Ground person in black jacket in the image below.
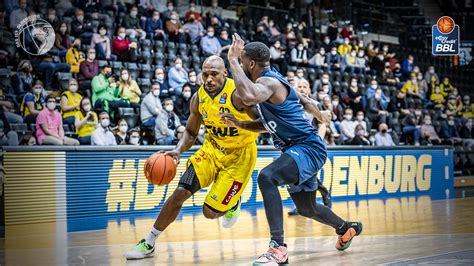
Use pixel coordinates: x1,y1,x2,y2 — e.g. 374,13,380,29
367,88,388,128
350,124,371,145
174,84,192,124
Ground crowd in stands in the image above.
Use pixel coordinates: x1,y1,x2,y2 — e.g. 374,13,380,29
0,0,472,149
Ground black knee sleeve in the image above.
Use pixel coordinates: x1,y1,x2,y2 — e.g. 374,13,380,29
178,164,201,194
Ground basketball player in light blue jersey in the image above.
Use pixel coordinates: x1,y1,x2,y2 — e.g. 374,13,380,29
223,34,363,265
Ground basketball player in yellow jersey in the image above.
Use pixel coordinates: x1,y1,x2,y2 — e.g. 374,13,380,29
125,56,259,260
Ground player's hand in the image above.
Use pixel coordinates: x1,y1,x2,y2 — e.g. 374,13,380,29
228,33,245,62
160,150,180,165
219,112,240,128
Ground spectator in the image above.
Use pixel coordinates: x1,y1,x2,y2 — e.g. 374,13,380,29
315,85,330,101
401,110,421,146
129,128,141,145
325,46,342,71
34,54,71,90
155,98,181,145
205,0,223,18
123,6,146,39
440,77,454,97
355,49,368,73
350,124,370,145
416,72,428,100
162,1,175,21
91,111,117,146
218,29,232,55
90,24,114,60
91,65,129,112
153,67,170,98
366,42,377,61
54,22,72,54
321,36,333,54
290,43,308,66
308,47,328,70
60,79,82,125
340,109,356,144
269,41,287,73
393,63,403,82
341,24,353,39
146,10,165,40
9,0,27,31
114,119,129,145
175,84,192,124
36,95,79,145
346,78,363,113
209,15,223,33
267,20,280,40
374,123,395,146
367,88,389,127
118,68,142,108
446,95,463,122
462,95,473,119
420,114,443,145
401,73,421,99
295,68,305,84
338,38,352,56
185,2,202,22
70,8,93,39
75,97,98,145
20,80,45,125
254,25,271,45
331,95,344,122
389,90,410,118
459,118,473,149
381,62,398,86
140,82,162,128
401,54,415,80
167,58,189,95
296,79,311,97
430,85,445,110
200,26,222,56
186,70,200,95
370,53,385,75
20,134,36,145
343,49,358,74
0,97,22,125
66,39,85,74
78,48,99,91
366,80,390,109
183,13,205,44
0,127,19,146
174,124,186,145
354,111,368,133
424,66,439,89
312,73,331,96
112,27,138,62
327,20,338,42
12,59,33,96
166,12,185,43
440,115,463,145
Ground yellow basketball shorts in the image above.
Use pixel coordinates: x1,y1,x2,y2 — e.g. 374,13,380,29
187,142,257,212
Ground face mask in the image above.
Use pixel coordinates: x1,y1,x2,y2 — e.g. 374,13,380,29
130,137,139,145
324,39,330,44
357,130,365,136
351,52,356,57
381,128,387,134
351,81,357,87
99,29,106,35
357,115,364,121
152,90,160,97
345,115,352,120
411,79,417,84
371,84,377,89
47,102,56,111
297,46,304,51
69,85,78,92
156,74,164,81
332,101,339,107
345,40,350,45
320,51,325,55
198,128,206,135
453,91,458,96
450,100,456,104
415,111,422,116
165,105,173,112
212,3,218,7
322,78,329,84
60,27,67,33
331,50,337,55
175,64,182,69
130,11,138,17
118,33,126,39
121,74,129,81
297,73,304,78
467,122,472,128
77,15,84,22
383,47,388,52
101,119,110,128
83,104,91,112
183,91,191,99
375,94,382,99
207,32,214,37
153,15,160,20
189,76,197,82
34,88,42,95
119,126,128,133
429,69,434,74
358,52,364,57
425,120,431,125
168,5,173,11
448,120,455,126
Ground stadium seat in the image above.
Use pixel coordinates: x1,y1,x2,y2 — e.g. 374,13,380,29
97,60,109,68
139,64,153,79
137,78,151,90
141,50,153,65
332,71,342,82
140,39,152,52
125,63,139,80
112,61,123,76
167,42,178,54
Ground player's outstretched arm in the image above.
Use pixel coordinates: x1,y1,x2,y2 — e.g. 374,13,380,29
166,94,202,159
227,34,273,106
220,112,267,133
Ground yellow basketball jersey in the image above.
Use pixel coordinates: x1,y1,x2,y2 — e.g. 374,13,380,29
197,78,258,149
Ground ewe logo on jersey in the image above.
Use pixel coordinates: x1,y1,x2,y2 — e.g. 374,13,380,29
432,16,460,56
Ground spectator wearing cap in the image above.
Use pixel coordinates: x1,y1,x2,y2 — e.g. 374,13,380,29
141,82,162,128
374,123,395,146
91,111,117,146
201,26,222,56
36,95,79,145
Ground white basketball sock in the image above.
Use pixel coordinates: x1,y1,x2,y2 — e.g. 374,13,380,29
145,227,162,247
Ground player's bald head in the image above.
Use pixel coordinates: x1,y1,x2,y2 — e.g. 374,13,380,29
202,55,225,71
202,55,227,92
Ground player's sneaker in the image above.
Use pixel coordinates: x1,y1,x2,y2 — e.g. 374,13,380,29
287,208,298,216
124,239,155,260
253,240,289,265
335,222,363,251
221,198,241,228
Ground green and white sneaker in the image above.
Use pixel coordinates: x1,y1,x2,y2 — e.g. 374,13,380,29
124,239,155,260
221,198,241,228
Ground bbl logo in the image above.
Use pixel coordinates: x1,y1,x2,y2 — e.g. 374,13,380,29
432,16,459,56
14,15,55,56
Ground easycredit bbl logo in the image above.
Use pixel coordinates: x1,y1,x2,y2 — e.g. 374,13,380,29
432,16,459,56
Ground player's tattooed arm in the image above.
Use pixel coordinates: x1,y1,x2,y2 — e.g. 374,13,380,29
219,113,267,133
298,92,330,125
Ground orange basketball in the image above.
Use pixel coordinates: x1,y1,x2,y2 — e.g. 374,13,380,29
437,16,455,34
144,153,177,185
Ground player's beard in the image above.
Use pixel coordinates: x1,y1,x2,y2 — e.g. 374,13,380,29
243,67,253,80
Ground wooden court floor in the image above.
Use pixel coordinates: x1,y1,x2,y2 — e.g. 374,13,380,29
1,197,474,265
